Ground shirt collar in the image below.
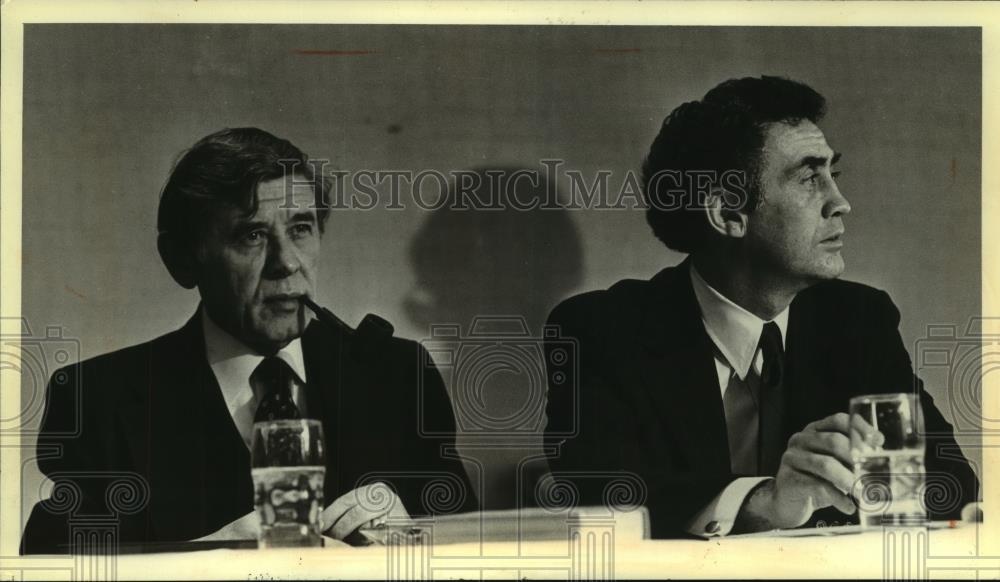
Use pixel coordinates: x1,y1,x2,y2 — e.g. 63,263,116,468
200,305,308,409
688,263,789,381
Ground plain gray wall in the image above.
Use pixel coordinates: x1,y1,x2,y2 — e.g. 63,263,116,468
18,25,981,525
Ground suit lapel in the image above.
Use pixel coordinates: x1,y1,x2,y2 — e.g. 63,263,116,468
117,311,252,540
636,260,731,474
784,291,845,436
632,263,850,474
301,318,345,498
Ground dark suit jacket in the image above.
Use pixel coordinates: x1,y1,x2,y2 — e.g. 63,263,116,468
543,259,979,538
22,311,475,554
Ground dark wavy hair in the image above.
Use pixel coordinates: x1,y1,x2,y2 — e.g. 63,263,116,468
157,127,331,253
641,76,827,254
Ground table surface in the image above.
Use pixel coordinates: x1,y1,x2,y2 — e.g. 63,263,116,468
12,523,984,580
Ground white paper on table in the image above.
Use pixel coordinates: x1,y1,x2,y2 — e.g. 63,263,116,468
726,520,961,539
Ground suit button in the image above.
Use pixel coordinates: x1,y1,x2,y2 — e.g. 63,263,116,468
705,521,721,534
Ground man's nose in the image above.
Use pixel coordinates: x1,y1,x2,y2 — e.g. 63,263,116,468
823,179,851,218
264,236,301,278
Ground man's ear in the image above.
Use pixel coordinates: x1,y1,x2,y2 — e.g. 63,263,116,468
157,233,199,289
703,186,749,240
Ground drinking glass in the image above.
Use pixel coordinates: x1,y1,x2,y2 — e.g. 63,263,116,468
251,419,326,548
849,393,926,528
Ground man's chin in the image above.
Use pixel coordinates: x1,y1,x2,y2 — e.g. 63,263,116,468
824,254,846,279
249,317,307,353
804,257,846,284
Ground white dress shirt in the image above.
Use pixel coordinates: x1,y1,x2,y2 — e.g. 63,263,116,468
684,264,789,537
201,307,309,449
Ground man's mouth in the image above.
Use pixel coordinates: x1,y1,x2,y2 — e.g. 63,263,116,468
820,232,844,246
263,293,305,311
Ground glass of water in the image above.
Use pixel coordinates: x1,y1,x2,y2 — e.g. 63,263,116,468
849,393,926,528
251,419,326,548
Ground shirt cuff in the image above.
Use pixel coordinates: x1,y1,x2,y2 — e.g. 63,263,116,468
685,477,772,538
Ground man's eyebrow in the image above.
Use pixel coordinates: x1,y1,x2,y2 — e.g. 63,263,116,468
795,151,841,171
288,211,317,223
233,219,268,233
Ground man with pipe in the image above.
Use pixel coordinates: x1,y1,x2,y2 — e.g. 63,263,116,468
22,128,474,553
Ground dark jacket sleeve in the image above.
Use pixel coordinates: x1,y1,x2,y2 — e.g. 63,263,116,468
351,337,479,517
21,361,122,554
867,291,980,519
410,342,479,515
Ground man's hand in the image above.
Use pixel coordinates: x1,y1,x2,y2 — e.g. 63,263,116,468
195,510,260,542
195,482,410,543
737,412,884,531
321,482,411,540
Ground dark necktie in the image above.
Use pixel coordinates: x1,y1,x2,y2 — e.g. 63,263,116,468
758,321,785,475
251,356,301,423
722,371,760,476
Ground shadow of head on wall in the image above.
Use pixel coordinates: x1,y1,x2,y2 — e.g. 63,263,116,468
405,166,584,336
404,166,584,510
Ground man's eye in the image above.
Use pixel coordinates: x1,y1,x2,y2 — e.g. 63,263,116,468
290,223,314,238
831,170,842,180
242,230,266,245
803,174,820,186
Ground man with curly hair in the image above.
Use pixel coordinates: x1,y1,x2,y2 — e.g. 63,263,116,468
544,76,978,537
